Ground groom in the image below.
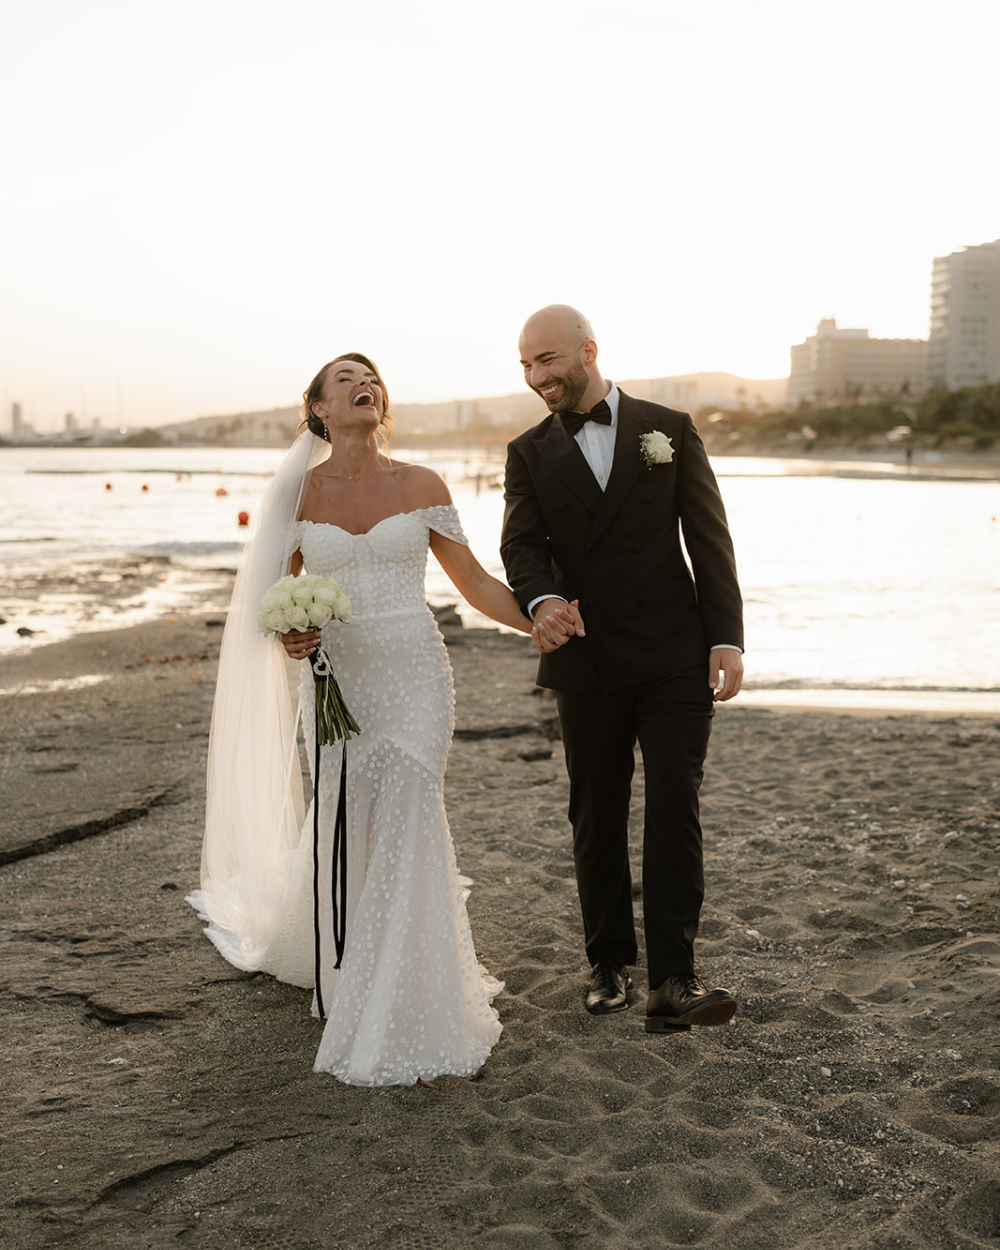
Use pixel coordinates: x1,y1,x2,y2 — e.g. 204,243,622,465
501,305,744,1032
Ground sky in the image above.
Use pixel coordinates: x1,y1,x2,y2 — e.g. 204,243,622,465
2,0,998,432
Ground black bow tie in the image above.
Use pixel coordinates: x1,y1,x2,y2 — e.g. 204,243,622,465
560,399,612,438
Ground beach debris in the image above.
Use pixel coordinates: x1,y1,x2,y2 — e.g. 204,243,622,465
820,1066,833,1077
16,626,36,637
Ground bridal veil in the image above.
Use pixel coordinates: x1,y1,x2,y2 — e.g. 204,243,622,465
191,430,329,966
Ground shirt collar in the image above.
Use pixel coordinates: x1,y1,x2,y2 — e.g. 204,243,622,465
604,382,620,424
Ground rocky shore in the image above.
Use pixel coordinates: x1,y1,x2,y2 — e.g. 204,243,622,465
2,610,999,1249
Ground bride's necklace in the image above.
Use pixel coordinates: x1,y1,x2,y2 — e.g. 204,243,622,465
329,455,389,482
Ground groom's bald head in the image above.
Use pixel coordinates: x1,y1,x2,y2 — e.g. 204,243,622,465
519,304,595,351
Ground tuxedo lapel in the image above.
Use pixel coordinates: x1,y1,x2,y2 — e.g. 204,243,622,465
589,398,645,547
534,421,604,514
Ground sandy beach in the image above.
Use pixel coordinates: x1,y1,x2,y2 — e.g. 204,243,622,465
2,593,999,1249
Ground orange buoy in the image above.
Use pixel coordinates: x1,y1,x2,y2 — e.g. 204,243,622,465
105,482,112,491
141,483,149,492
238,510,250,527
215,486,229,497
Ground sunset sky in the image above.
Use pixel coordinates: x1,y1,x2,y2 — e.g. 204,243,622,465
2,0,997,431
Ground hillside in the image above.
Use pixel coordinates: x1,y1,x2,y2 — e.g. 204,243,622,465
153,372,790,447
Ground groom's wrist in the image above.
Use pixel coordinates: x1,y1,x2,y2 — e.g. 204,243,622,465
528,594,568,619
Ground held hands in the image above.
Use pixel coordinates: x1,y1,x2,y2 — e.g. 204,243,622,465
279,628,321,661
709,647,744,701
531,598,585,655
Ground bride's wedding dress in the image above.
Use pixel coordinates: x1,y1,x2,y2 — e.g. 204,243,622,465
190,506,502,1086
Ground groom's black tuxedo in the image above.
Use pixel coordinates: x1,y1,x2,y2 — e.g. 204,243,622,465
501,390,743,987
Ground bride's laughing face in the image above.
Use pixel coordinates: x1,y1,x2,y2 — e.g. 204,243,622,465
313,361,384,432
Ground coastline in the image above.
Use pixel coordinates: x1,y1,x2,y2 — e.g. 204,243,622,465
2,610,999,1248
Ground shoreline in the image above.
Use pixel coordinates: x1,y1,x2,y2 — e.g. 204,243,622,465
5,610,998,717
3,566,997,716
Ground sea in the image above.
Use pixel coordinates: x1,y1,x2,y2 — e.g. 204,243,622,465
2,445,998,713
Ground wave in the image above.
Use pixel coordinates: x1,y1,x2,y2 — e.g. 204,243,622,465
131,540,246,567
747,677,1000,695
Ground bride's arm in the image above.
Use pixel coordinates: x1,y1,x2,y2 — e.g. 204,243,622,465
429,531,531,634
430,532,585,652
414,466,581,649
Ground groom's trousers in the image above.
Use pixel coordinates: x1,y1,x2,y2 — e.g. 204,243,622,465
555,664,715,990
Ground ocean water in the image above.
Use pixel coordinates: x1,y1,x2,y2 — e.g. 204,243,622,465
2,446,998,709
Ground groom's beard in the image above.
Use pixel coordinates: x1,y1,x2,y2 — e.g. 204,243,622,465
530,359,590,413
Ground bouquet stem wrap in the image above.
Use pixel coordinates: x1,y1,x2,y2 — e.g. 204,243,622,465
308,646,361,744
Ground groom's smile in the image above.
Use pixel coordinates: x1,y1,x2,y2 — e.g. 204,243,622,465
521,350,591,413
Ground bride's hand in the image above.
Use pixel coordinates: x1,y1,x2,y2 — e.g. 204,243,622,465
280,628,320,661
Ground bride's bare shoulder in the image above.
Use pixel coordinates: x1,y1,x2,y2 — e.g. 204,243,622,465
393,462,452,509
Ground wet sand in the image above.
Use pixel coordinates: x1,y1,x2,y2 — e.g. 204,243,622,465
2,606,999,1249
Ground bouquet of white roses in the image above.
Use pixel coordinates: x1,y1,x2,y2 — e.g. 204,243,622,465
257,574,359,743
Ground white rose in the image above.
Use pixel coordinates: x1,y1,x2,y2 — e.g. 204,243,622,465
312,586,339,606
640,431,674,466
290,584,313,605
307,603,334,628
285,604,310,630
261,607,288,634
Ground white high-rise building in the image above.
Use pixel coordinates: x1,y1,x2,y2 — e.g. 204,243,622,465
927,239,1000,390
789,319,926,405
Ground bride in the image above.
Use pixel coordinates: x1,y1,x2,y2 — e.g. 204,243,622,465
188,353,577,1087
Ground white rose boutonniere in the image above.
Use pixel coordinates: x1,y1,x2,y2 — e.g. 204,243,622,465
640,431,674,468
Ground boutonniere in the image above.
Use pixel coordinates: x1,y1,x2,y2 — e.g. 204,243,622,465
640,431,674,467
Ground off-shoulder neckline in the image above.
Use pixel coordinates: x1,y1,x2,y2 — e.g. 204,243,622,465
296,504,457,539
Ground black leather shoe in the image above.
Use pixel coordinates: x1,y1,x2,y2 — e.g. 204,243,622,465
645,974,736,1032
585,963,632,1014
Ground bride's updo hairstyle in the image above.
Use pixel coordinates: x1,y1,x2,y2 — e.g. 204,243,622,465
299,352,394,450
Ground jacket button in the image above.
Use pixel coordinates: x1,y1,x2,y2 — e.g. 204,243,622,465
632,544,642,554
557,502,568,512
636,594,647,604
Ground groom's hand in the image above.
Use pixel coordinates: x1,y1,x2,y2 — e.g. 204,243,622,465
532,598,585,654
709,647,743,701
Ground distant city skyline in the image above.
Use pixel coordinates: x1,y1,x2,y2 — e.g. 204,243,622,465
2,1,998,432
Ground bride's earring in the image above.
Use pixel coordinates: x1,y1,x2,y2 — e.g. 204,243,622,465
307,411,331,442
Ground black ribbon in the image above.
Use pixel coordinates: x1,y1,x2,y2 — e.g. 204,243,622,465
311,732,348,1020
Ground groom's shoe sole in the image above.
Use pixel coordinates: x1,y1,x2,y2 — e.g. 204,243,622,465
644,999,736,1032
